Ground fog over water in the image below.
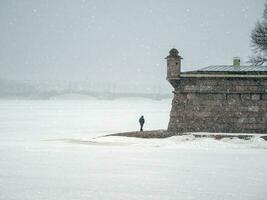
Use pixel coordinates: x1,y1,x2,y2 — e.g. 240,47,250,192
0,0,264,93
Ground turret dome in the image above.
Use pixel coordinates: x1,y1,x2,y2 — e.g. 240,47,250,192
169,48,179,57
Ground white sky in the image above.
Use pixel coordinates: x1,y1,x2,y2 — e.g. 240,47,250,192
0,0,265,88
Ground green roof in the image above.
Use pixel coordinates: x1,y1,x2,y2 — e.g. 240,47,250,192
195,65,267,72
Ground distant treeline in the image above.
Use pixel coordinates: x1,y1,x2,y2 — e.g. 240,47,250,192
0,79,171,100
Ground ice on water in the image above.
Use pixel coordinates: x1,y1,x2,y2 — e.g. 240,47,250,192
0,99,267,200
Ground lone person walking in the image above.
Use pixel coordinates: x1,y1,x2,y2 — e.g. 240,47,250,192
139,115,145,132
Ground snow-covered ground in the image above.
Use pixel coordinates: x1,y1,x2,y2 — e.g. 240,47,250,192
0,99,267,200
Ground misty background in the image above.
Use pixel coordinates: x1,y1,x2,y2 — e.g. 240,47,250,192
0,0,265,98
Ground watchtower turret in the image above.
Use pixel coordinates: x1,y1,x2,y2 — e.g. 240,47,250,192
165,48,182,88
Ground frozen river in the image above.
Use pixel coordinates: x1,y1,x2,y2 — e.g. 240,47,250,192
0,98,267,200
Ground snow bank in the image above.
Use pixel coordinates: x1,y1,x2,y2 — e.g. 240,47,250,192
64,134,267,149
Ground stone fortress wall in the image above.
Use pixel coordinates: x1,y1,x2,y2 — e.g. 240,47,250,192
168,77,267,133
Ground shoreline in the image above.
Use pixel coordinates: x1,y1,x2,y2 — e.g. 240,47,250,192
105,130,267,141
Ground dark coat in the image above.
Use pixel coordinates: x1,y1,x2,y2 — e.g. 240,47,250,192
139,116,145,125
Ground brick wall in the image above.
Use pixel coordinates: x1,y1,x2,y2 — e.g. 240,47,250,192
168,77,267,133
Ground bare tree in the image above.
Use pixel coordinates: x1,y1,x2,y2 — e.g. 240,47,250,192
249,3,267,65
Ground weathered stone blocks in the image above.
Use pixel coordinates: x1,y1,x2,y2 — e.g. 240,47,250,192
168,77,267,133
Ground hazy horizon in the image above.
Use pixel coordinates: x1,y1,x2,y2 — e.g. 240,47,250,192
0,0,265,91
